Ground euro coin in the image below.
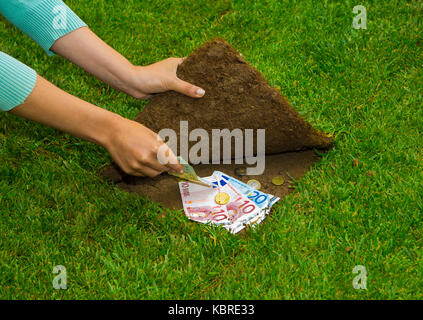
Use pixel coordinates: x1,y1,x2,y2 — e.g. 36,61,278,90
272,176,285,186
234,166,247,176
247,179,261,190
215,192,230,205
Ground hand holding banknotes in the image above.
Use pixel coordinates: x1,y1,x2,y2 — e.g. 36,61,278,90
104,117,184,177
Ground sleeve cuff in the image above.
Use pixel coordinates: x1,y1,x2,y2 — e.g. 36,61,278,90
15,0,87,56
0,52,37,112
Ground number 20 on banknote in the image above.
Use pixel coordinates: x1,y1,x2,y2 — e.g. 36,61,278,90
247,191,268,205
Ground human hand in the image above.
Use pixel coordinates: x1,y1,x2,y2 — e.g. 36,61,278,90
104,117,183,177
125,57,205,100
10,74,182,178
51,28,205,100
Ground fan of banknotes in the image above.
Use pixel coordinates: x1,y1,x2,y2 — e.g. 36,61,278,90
173,159,280,234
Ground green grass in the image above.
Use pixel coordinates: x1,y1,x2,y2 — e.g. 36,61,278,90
0,0,422,299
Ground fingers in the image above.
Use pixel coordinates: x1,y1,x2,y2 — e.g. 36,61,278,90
128,164,162,178
167,57,185,67
177,57,186,65
124,152,183,178
130,147,182,177
139,94,154,100
108,115,185,178
142,157,170,173
165,148,184,173
156,143,184,173
170,78,205,98
138,166,162,178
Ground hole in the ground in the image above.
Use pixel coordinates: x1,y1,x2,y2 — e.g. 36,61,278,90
101,39,332,210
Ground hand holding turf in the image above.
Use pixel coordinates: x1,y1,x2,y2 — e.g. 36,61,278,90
126,58,206,100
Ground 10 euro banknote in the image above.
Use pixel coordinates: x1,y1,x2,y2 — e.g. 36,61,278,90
212,171,280,214
178,173,266,234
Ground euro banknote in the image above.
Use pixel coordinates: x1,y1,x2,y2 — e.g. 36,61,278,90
168,156,211,187
212,171,280,214
178,174,264,234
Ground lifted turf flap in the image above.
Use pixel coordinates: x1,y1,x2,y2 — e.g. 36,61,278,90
135,38,331,159
102,39,332,209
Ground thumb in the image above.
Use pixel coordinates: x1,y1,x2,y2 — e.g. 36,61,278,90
170,77,205,98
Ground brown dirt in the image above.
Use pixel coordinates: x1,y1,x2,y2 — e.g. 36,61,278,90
102,150,320,209
135,38,331,158
101,39,332,209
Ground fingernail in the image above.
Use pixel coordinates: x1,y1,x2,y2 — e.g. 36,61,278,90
196,88,205,97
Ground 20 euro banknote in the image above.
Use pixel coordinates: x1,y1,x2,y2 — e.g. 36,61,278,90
212,171,280,214
178,174,265,233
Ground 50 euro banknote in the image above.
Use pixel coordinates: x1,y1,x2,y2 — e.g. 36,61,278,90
178,174,265,234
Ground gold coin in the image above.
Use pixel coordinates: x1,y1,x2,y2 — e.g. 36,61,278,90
272,175,285,186
234,166,247,176
247,179,261,190
215,192,230,205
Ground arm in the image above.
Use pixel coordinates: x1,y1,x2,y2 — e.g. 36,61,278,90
0,0,205,99
0,0,87,56
0,1,185,175
51,27,205,99
0,52,37,112
10,75,183,177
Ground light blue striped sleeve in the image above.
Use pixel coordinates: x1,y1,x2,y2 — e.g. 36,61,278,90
0,52,37,111
0,0,87,56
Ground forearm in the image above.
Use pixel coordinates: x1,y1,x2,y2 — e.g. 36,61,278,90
10,75,122,147
51,27,205,99
1,0,204,101
51,27,137,96
9,74,183,176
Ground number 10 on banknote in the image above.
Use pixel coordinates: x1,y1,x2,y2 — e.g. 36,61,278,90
178,175,263,233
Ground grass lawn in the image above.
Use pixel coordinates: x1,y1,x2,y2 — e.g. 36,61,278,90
0,0,422,299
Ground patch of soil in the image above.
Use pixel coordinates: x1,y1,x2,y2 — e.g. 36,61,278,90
102,39,332,209
102,150,319,210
